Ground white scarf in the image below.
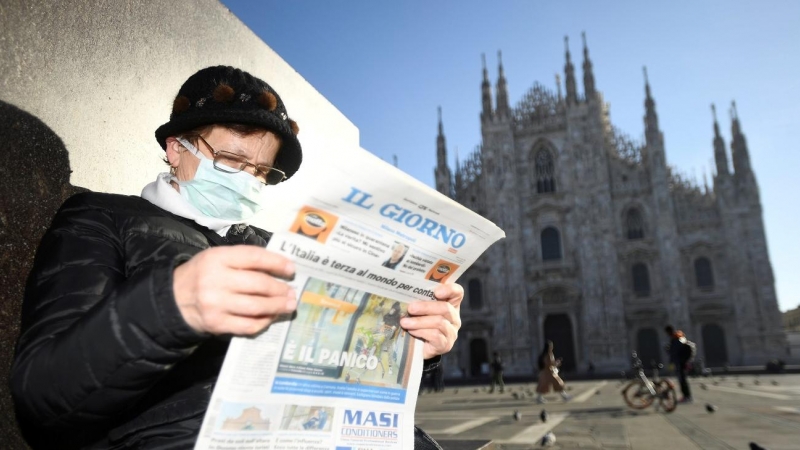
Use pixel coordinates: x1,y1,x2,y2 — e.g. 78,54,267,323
141,173,236,236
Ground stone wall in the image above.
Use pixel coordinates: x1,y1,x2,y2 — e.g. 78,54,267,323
0,1,360,447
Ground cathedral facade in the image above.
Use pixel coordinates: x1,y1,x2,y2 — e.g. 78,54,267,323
435,35,786,376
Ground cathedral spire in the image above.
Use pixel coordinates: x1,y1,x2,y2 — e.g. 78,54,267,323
434,106,453,196
564,36,578,106
437,106,446,165
643,66,660,143
555,73,563,102
481,53,493,120
495,50,510,117
711,103,729,176
582,31,596,99
730,100,752,175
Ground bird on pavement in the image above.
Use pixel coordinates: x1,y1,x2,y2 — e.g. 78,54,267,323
771,380,778,386
474,388,479,393
700,383,707,390
513,410,522,421
540,409,548,423
738,382,745,388
453,389,458,394
541,432,556,447
713,381,719,386
749,442,768,450
706,404,718,413
754,380,761,386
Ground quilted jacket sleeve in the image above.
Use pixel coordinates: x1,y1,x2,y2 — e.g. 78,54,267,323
10,194,207,433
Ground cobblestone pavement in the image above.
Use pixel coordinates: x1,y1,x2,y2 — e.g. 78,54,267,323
415,374,800,449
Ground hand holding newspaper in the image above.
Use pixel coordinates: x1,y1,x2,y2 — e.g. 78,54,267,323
194,151,504,450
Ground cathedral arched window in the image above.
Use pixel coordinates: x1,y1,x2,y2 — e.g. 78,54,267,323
694,257,714,290
626,208,645,240
468,278,484,310
632,263,651,297
535,149,556,193
541,227,562,261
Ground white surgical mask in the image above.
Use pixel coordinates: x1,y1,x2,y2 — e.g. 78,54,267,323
175,137,266,222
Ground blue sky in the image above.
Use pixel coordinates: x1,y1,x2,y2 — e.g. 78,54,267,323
221,0,800,312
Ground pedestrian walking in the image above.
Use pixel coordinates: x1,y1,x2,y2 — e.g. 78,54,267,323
664,325,696,403
536,340,570,403
488,352,505,393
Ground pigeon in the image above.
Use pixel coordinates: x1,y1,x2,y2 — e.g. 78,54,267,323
700,383,707,390
749,442,768,450
474,388,479,393
454,389,458,394
737,382,745,388
540,431,556,447
595,390,601,395
771,380,778,386
713,381,719,386
513,410,522,421
706,404,718,413
540,409,548,422
754,380,761,386
513,392,521,399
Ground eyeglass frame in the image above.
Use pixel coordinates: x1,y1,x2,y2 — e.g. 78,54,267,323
183,134,287,185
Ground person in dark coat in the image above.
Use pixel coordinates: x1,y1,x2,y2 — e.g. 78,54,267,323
11,66,463,450
665,325,693,403
488,351,505,393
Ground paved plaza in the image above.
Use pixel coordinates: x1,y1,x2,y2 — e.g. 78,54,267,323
416,374,800,449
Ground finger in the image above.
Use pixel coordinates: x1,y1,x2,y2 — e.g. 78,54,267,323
210,246,296,279
433,282,464,306
222,269,295,297
400,314,455,333
213,315,276,336
406,301,459,326
224,293,298,317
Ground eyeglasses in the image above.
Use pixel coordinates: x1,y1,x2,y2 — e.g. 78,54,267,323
190,135,287,185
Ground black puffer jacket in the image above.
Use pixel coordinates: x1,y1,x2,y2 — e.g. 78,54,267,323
12,192,444,450
11,192,270,449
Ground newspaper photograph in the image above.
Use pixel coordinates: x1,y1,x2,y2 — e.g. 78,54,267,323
194,152,504,450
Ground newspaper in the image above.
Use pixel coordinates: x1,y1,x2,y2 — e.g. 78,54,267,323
194,153,504,450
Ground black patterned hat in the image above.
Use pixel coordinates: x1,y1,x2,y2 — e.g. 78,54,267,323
155,65,302,179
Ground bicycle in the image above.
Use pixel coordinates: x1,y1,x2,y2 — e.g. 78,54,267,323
621,352,678,413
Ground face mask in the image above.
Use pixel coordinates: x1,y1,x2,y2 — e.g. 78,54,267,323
175,137,266,221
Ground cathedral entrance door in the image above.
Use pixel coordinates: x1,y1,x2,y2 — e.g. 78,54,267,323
636,328,661,367
702,323,729,366
469,338,489,377
543,314,576,372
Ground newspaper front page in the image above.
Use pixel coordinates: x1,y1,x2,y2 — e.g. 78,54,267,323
194,154,504,450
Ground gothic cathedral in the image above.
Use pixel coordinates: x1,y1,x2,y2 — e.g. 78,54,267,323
435,35,786,376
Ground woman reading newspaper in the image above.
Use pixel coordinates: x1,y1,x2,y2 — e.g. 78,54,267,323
11,66,462,450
